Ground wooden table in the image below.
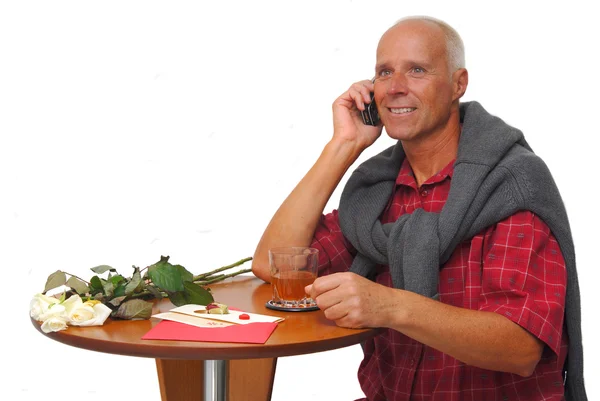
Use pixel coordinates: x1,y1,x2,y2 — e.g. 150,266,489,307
32,276,378,401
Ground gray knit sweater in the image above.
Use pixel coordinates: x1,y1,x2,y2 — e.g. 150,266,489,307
338,101,587,400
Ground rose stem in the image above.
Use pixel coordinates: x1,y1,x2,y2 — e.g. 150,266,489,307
195,268,252,285
193,257,252,281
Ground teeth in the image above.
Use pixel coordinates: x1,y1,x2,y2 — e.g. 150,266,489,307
390,107,415,114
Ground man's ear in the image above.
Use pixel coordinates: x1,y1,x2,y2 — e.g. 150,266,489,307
452,68,469,101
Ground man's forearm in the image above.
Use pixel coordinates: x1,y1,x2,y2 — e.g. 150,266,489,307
385,289,544,377
252,139,363,282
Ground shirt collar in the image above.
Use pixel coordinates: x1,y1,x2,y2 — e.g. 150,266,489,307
396,158,456,188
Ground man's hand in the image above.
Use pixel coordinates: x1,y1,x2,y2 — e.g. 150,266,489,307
332,80,383,153
305,272,396,329
307,273,544,376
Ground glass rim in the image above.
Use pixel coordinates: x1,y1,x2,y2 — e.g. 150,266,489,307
268,246,319,256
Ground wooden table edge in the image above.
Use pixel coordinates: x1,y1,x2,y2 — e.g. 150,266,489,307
31,317,379,360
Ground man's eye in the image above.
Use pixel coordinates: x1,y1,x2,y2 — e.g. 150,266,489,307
379,70,392,77
412,67,425,74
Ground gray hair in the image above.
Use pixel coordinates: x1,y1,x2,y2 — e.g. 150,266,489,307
395,16,466,71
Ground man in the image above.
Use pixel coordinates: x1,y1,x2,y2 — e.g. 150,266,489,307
252,16,587,401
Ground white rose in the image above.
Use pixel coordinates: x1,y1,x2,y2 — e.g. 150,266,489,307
64,295,112,327
39,304,67,322
76,302,112,327
30,293,61,321
62,294,83,315
40,315,68,333
31,293,70,334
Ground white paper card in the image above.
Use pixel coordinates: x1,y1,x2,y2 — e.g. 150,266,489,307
151,311,233,328
167,304,284,325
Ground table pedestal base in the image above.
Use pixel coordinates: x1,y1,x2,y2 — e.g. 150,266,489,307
204,360,227,401
156,357,278,401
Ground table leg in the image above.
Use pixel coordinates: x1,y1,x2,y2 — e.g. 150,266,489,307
156,359,203,400
227,357,278,401
156,358,278,401
204,360,227,401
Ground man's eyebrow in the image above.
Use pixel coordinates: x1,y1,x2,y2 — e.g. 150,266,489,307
375,60,435,71
412,60,435,69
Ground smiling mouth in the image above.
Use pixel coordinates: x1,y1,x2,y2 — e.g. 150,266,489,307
389,107,416,114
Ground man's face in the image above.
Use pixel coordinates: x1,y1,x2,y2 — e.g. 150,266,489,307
374,21,460,143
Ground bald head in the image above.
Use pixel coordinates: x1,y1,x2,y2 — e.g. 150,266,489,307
381,16,465,72
372,15,469,145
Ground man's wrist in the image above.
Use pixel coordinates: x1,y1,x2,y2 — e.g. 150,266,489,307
381,288,413,330
325,136,365,167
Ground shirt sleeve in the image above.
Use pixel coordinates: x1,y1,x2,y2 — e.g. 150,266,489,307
478,210,567,355
310,209,356,276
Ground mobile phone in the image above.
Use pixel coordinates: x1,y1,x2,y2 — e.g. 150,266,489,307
361,92,380,126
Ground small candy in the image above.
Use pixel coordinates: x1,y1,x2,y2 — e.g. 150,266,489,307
206,302,229,314
239,313,250,320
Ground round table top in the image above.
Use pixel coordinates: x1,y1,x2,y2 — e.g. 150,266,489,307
32,276,379,360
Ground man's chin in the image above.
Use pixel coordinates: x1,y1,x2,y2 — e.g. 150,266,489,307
384,127,417,142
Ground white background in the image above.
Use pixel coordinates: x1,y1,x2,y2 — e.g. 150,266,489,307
1,1,598,400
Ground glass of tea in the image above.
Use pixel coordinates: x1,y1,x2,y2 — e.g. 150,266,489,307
268,247,318,309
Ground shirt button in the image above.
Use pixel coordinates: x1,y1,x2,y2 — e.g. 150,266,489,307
420,190,428,197
410,358,416,366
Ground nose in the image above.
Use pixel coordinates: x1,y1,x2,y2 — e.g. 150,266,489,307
387,73,408,95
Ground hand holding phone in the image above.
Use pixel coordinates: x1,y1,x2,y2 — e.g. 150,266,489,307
360,92,380,126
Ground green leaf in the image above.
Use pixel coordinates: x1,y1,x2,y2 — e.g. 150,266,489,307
108,296,127,307
147,257,184,292
43,271,66,293
125,267,142,296
145,284,163,300
90,265,115,274
101,279,114,298
167,282,214,307
173,264,193,283
105,274,127,297
166,291,187,307
66,277,89,295
113,283,126,297
109,274,125,287
113,299,152,320
89,276,103,294
183,281,214,305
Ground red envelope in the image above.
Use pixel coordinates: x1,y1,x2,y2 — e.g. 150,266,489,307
142,320,278,344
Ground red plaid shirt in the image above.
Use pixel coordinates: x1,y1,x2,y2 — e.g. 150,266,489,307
311,158,568,401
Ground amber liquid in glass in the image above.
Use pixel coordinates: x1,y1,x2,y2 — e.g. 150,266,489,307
272,271,316,302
